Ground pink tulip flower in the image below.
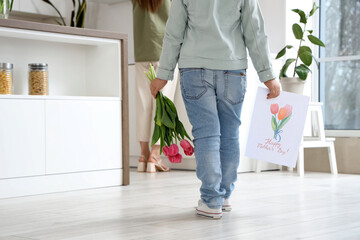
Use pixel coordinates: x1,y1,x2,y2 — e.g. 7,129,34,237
180,139,194,156
284,104,293,118
270,104,279,115
168,153,182,163
168,144,179,157
184,148,194,156
162,146,169,156
180,139,192,150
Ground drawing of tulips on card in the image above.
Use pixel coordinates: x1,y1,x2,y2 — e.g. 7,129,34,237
270,104,293,142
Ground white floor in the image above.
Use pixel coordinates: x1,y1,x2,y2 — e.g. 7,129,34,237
1,169,360,240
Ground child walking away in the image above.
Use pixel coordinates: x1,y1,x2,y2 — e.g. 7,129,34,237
150,0,280,219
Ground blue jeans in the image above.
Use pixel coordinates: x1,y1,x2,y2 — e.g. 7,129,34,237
180,68,246,209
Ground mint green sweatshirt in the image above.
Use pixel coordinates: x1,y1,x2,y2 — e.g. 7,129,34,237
156,0,276,83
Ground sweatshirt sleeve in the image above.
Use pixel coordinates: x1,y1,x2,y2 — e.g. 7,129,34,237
156,0,188,81
241,0,276,82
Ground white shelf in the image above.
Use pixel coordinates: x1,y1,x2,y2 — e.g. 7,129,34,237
0,27,121,98
0,26,121,46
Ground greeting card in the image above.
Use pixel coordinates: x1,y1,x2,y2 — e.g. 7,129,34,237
245,87,310,168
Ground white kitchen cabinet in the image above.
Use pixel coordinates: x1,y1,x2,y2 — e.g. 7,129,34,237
45,99,121,174
0,19,129,198
0,99,45,179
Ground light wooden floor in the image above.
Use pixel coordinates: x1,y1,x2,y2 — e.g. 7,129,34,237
1,169,360,240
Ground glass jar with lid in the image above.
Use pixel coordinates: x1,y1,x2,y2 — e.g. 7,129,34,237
0,63,13,95
28,63,48,95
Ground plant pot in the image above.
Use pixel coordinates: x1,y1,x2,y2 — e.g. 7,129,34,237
280,77,306,95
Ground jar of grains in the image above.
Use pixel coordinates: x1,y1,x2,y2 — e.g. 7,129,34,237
28,63,48,95
0,63,13,95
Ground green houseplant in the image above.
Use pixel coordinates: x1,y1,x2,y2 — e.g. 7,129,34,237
41,0,87,28
0,0,14,19
276,2,325,94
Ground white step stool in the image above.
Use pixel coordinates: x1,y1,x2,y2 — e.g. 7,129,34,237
290,102,338,176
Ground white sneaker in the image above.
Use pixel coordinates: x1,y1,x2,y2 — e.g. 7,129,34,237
222,198,232,212
196,200,222,219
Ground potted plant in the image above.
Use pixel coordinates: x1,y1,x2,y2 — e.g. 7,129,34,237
0,0,14,19
41,0,87,28
276,2,325,94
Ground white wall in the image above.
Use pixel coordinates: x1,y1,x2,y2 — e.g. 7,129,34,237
10,0,73,24
259,0,286,54
87,1,135,64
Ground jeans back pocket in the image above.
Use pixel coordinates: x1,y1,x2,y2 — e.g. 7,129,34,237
180,68,207,100
224,70,247,105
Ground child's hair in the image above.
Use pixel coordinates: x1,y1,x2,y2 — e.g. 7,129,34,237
134,0,163,13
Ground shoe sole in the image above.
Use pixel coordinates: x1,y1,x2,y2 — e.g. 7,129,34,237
137,162,146,172
222,205,232,212
196,208,222,219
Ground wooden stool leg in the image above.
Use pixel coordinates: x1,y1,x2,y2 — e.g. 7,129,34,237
297,145,304,176
328,142,338,175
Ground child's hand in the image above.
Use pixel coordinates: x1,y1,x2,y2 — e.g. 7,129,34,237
150,78,168,98
264,79,280,99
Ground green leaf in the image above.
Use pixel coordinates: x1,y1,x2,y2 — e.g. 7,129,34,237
307,30,313,34
164,127,172,146
175,117,191,140
279,58,296,78
169,129,175,146
271,116,277,132
175,118,184,139
76,0,86,28
278,112,292,130
308,35,325,47
70,10,75,27
292,23,303,40
159,125,166,154
309,2,319,17
9,0,14,11
163,95,178,115
155,96,162,126
311,53,320,67
300,45,312,53
70,0,75,27
144,72,152,82
151,124,161,146
150,64,156,79
295,65,310,80
299,46,313,66
300,64,312,73
160,96,175,129
276,45,293,59
164,101,177,124
41,0,67,26
292,9,307,24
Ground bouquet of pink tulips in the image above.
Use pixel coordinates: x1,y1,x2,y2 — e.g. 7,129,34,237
145,64,194,163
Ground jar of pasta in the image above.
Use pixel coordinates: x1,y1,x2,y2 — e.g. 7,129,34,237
0,63,13,95
28,63,48,95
